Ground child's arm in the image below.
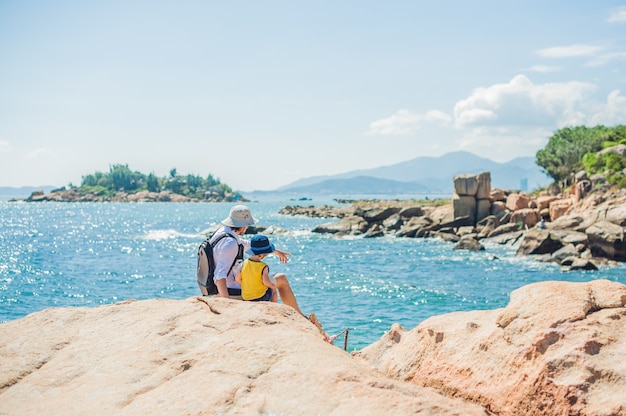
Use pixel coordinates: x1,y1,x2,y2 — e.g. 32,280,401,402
261,266,275,289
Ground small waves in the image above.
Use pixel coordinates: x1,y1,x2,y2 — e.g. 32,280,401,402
140,229,201,241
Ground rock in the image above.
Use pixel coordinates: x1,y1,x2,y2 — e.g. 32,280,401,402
516,229,564,256
536,195,558,211
476,215,499,239
597,143,626,157
475,172,491,200
453,174,479,196
452,193,476,225
550,244,578,263
453,237,485,251
490,188,506,201
509,208,541,229
476,199,491,224
549,199,573,221
397,216,434,238
561,258,598,271
354,280,626,416
549,215,585,231
398,206,424,218
487,223,520,238
506,193,530,211
585,220,626,261
490,200,507,219
0,298,490,416
312,216,368,235
356,206,400,223
382,213,403,230
363,223,385,238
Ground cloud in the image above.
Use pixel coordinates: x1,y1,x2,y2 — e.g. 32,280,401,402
367,109,452,135
586,51,626,67
587,90,626,125
0,140,13,153
527,65,562,73
608,6,626,23
26,148,55,160
366,76,623,162
453,75,597,128
536,43,606,58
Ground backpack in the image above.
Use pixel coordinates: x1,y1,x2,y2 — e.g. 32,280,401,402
196,233,243,296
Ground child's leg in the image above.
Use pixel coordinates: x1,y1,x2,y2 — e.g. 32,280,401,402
270,288,278,302
273,273,305,316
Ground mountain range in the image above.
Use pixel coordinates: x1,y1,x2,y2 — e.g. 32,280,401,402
271,151,552,195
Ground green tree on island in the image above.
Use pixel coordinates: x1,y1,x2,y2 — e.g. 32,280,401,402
78,164,240,200
536,125,626,188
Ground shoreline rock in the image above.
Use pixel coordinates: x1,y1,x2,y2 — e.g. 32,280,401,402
18,188,247,203
1,280,624,415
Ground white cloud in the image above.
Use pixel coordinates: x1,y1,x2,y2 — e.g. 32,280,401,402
586,51,626,67
0,140,13,153
608,7,626,23
587,90,626,125
527,65,562,73
536,44,606,58
26,148,55,160
367,109,452,135
453,75,597,128
366,76,623,163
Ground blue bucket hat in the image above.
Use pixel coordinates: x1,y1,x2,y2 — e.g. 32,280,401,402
246,235,275,256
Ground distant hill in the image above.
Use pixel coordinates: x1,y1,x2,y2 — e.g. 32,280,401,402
277,176,429,195
275,151,551,195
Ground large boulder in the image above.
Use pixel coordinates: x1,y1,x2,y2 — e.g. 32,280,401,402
475,172,491,199
585,220,626,261
549,199,573,221
312,216,368,235
454,174,479,196
452,193,476,225
506,193,530,211
354,280,626,416
0,298,490,416
509,208,541,229
516,229,564,256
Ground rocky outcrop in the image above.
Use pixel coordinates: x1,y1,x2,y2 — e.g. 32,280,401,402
23,188,244,203
0,297,490,416
452,172,491,226
354,279,626,416
281,176,626,268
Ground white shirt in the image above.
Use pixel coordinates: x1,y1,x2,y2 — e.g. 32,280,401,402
210,226,251,289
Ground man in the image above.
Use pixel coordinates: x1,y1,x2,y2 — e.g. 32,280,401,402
207,205,305,316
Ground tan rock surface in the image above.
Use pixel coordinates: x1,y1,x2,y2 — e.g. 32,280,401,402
0,297,489,416
354,280,626,416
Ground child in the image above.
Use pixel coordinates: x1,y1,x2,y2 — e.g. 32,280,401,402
235,234,279,302
236,234,331,342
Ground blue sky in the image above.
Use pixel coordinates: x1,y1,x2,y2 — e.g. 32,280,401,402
1,1,625,191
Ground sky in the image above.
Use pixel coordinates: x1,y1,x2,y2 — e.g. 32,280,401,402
1,1,625,192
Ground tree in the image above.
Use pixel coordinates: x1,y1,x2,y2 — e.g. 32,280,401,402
536,126,608,184
146,173,159,192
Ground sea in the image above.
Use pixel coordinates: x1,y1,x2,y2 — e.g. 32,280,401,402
2,195,625,351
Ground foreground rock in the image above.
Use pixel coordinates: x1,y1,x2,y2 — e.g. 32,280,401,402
354,279,626,416
0,297,489,416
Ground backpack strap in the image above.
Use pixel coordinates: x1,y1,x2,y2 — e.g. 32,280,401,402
210,233,243,277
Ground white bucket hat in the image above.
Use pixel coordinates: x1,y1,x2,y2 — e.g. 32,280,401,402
221,205,258,227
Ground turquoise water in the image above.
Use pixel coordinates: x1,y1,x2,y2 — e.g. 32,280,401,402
1,198,625,351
